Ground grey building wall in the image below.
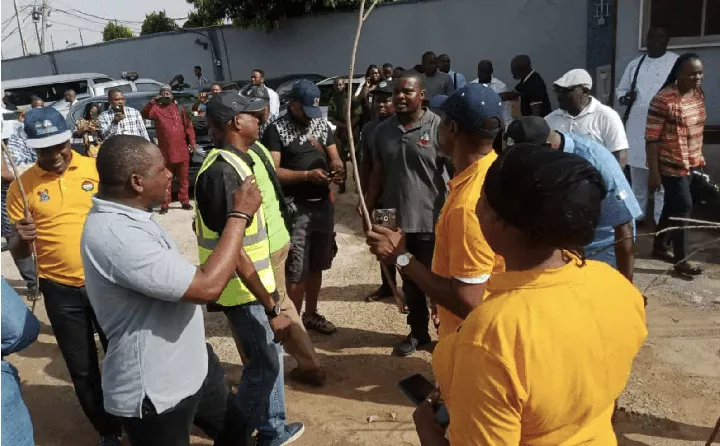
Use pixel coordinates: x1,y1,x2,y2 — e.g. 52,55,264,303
615,0,720,124
2,0,588,108
585,0,614,97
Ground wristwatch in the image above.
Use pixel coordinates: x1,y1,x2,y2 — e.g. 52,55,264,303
396,252,414,268
266,303,281,320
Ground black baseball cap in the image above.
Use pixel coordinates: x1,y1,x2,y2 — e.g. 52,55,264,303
439,84,504,133
289,79,322,119
244,86,270,103
504,116,551,147
370,79,394,95
206,91,267,123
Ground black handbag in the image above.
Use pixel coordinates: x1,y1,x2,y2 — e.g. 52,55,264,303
622,55,646,126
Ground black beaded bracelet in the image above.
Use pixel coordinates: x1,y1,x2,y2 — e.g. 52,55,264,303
228,211,253,225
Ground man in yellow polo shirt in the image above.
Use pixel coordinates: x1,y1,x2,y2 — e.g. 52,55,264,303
7,107,122,446
367,84,504,341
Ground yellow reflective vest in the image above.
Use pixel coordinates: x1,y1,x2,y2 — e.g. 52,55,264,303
195,148,276,306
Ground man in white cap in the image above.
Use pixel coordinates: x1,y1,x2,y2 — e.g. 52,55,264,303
545,68,629,168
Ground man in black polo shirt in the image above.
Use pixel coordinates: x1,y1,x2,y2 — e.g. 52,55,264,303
365,72,449,356
262,80,344,335
501,55,552,117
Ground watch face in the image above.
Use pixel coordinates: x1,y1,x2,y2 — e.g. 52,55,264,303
397,254,410,267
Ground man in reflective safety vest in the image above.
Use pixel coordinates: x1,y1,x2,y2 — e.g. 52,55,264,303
195,92,305,446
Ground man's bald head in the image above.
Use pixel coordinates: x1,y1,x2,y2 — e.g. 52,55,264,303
97,135,157,189
511,55,532,80
477,60,494,83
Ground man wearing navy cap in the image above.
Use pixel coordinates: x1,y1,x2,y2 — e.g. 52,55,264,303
7,107,123,445
262,79,344,335
367,84,505,344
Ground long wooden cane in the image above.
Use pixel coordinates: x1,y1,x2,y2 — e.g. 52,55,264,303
344,0,405,313
1,141,41,313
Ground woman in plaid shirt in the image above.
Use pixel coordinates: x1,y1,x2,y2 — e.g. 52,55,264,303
646,53,706,276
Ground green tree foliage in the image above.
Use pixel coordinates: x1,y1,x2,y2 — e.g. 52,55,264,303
141,11,179,36
183,0,223,29
186,0,392,30
102,22,135,41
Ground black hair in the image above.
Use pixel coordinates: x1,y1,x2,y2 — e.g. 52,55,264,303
97,135,154,189
365,64,379,77
30,95,43,103
106,88,123,98
660,52,702,91
438,53,450,60
382,62,393,70
396,71,424,89
394,66,405,72
422,51,436,61
194,65,202,71
84,103,100,120
252,69,265,78
478,60,494,71
484,144,606,258
648,24,670,35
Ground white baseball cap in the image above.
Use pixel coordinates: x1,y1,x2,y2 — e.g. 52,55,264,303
554,69,593,90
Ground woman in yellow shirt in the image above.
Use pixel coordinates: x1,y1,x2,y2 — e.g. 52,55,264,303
414,144,647,445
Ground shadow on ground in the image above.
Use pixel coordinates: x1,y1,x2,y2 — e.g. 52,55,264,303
614,410,715,445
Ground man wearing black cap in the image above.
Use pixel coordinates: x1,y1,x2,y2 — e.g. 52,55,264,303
504,116,641,281
262,79,344,335
364,72,449,356
358,79,399,302
197,92,305,445
366,84,504,346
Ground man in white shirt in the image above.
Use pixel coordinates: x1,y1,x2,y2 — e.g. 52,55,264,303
616,25,677,224
52,89,79,117
471,60,512,127
250,69,280,116
545,69,629,168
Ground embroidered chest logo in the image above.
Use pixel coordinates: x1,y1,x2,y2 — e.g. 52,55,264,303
37,189,50,202
81,180,95,192
419,131,431,146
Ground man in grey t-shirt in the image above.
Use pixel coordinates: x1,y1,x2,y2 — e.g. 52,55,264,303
365,72,449,357
81,135,262,446
420,51,455,100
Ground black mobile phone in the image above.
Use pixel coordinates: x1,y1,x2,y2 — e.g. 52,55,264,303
398,374,435,406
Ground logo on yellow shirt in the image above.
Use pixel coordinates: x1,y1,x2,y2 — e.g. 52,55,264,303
37,189,50,202
81,180,95,192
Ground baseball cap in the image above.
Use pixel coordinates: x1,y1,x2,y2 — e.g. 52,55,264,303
554,69,593,90
439,84,504,132
504,116,551,147
371,79,394,95
24,107,71,149
206,91,267,123
244,86,270,103
289,79,322,119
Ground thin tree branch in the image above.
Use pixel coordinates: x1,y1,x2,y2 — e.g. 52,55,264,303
346,0,404,312
642,236,720,294
1,141,41,312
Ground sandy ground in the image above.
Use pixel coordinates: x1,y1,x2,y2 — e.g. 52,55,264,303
2,179,719,446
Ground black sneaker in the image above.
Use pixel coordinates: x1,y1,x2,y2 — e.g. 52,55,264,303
393,335,430,357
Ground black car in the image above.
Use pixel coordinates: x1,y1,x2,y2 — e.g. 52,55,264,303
66,92,211,195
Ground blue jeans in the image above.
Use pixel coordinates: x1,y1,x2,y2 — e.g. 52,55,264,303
225,302,286,440
2,363,34,446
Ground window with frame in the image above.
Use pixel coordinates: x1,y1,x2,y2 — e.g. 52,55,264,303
642,0,720,47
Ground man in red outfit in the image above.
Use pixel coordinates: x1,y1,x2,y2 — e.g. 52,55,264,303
142,85,196,214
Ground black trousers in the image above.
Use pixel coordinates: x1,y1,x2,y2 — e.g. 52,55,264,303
38,278,121,437
404,233,436,343
657,174,695,261
379,264,398,294
122,344,249,446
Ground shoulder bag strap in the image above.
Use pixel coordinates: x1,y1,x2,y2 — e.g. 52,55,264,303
622,55,647,125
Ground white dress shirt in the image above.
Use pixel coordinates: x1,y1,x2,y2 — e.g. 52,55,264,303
264,86,280,116
471,77,513,127
545,96,628,153
616,52,678,168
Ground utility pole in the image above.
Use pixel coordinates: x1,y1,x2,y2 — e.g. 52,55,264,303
79,29,84,46
32,6,42,53
13,0,28,56
40,0,48,53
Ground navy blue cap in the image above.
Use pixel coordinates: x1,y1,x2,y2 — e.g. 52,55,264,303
24,107,71,149
289,79,322,119
371,79,394,95
439,84,504,132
